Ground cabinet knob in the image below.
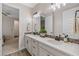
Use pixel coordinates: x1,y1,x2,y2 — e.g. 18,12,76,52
47,55,50,56
33,46,35,48
27,40,28,44
33,54,35,56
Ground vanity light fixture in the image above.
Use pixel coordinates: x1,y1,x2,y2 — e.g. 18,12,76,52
50,3,66,11
75,10,79,32
33,11,41,17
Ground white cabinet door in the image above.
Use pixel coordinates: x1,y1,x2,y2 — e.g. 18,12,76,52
39,47,52,56
25,36,32,55
32,40,39,56
39,43,69,56
28,37,32,54
24,36,29,50
0,3,2,56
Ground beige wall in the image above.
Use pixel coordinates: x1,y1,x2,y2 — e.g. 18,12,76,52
53,10,63,36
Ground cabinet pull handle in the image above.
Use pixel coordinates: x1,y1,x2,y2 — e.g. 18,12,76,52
33,41,35,43
27,40,28,44
33,46,35,48
33,54,35,56
47,55,50,56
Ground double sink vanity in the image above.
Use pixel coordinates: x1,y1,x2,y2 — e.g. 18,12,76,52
25,4,79,56
24,34,79,56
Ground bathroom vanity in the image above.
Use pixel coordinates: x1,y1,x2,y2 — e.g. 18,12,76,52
24,34,79,56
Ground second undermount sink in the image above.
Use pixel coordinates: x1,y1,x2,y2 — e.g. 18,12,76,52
46,39,63,45
40,37,65,45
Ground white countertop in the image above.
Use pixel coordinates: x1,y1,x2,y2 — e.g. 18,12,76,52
25,34,79,56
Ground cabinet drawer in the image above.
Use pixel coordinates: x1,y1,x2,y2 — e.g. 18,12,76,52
39,46,52,56
39,43,70,56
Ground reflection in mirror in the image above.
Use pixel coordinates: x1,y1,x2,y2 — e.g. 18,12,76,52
40,16,45,29
63,7,79,35
62,6,79,40
33,13,40,33
75,10,79,33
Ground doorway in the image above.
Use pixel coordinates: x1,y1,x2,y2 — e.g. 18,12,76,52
2,4,19,56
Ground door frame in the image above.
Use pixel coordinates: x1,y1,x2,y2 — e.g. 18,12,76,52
2,4,20,56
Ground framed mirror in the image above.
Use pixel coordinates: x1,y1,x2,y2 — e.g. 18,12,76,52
75,10,79,33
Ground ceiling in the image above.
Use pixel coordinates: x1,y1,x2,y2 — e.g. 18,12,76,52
35,3,79,16
2,3,79,19
21,3,38,8
2,4,19,19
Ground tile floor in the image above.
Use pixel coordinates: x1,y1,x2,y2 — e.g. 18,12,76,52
7,49,31,56
2,37,19,56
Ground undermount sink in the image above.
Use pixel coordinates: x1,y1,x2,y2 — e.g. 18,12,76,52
47,39,63,45
41,37,63,45
39,36,66,45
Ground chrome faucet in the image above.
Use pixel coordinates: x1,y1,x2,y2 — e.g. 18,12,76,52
55,34,61,41
62,33,70,42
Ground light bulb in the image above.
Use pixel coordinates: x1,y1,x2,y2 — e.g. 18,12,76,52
62,3,66,6
51,5,54,8
53,5,56,11
56,3,60,8
50,4,56,11
49,3,66,12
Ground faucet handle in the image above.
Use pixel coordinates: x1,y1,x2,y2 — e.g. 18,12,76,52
59,34,61,37
65,35,68,38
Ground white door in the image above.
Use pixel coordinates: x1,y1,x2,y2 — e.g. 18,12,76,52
0,3,2,56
